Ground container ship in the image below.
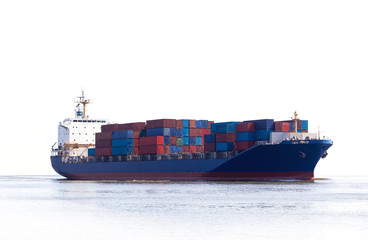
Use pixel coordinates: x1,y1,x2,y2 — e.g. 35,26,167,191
50,92,333,181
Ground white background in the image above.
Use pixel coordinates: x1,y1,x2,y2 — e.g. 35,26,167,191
0,0,367,176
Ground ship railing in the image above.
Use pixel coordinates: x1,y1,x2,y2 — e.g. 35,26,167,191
266,134,331,145
51,149,64,157
318,135,331,140
51,150,58,157
62,152,239,164
62,156,89,164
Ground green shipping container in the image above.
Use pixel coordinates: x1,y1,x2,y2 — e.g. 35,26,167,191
176,137,183,146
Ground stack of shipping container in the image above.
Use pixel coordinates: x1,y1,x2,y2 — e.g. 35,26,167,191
115,122,146,155
95,131,112,156
111,130,134,155
235,122,255,151
94,122,145,157
274,120,308,133
246,119,275,141
89,118,309,159
207,122,239,152
142,119,176,154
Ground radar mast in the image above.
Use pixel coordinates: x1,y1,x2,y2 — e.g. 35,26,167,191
75,90,91,119
292,111,299,133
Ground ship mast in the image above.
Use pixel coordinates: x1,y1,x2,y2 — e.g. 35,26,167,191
76,90,91,119
292,111,299,133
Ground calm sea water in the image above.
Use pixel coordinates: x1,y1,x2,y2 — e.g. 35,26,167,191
0,175,367,240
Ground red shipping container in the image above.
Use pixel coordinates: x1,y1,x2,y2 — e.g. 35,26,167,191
164,145,170,154
189,120,196,128
176,120,183,129
133,138,139,147
146,119,176,129
170,137,177,145
139,145,164,154
196,129,202,136
301,129,308,133
196,145,203,153
274,122,283,132
96,132,112,141
235,141,255,151
139,136,164,146
202,128,209,136
190,145,197,153
182,146,190,153
190,128,202,137
189,128,196,136
95,148,111,157
208,121,214,129
134,147,139,155
274,122,290,132
216,133,235,142
117,122,146,131
282,122,290,132
133,131,140,139
95,139,112,148
204,143,216,152
236,122,255,132
101,124,119,132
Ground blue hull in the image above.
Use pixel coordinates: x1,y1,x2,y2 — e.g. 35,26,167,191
51,140,332,181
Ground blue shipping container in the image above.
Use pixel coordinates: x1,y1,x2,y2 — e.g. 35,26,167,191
290,122,302,131
244,119,274,130
255,129,273,140
170,145,177,153
204,134,216,143
196,120,202,128
301,120,308,130
112,130,134,139
139,130,146,137
170,128,176,137
112,138,134,147
182,120,189,128
164,136,171,145
196,137,202,145
176,129,183,137
211,122,240,133
177,146,183,153
183,137,189,145
290,122,295,131
190,137,196,145
236,132,256,141
88,148,95,156
201,120,208,129
216,142,234,152
112,147,134,156
210,123,216,133
182,128,189,137
146,128,171,137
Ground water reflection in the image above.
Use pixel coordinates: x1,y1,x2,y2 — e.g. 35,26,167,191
0,176,367,240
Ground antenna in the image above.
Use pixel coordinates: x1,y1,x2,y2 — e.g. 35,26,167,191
75,89,91,119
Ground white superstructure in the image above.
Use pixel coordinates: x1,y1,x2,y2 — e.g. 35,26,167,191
269,132,318,144
53,91,109,158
